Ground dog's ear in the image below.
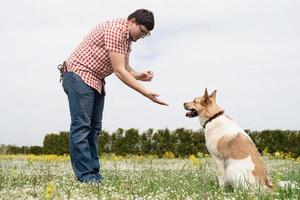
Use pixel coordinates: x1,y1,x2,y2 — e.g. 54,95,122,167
203,88,210,105
210,90,217,100
204,88,209,98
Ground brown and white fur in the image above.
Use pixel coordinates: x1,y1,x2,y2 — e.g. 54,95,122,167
184,89,272,188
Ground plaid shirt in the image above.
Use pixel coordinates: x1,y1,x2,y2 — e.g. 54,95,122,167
66,18,132,94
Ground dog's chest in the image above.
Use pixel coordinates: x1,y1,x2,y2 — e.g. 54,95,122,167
205,131,227,157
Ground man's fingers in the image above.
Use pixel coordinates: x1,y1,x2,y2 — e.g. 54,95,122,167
147,70,153,76
149,92,159,98
146,93,168,106
152,97,169,106
138,71,153,82
155,99,169,106
145,71,153,78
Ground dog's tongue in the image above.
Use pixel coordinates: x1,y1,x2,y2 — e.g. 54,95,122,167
186,112,193,118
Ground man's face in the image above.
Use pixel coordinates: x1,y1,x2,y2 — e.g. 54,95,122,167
129,19,151,42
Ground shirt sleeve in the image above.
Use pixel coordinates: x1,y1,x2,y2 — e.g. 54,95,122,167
103,27,127,55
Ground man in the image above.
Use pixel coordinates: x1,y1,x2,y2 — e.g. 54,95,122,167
59,9,168,182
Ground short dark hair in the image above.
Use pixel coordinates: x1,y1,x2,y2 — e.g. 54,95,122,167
128,9,155,31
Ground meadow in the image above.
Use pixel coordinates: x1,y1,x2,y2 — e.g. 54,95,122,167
0,154,299,200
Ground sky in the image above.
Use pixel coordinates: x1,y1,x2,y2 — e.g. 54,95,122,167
0,0,299,146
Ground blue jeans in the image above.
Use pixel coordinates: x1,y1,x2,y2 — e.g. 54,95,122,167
62,72,104,182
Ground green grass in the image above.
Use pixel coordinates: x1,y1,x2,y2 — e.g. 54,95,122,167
0,155,299,199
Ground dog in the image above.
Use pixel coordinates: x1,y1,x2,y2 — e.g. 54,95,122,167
184,89,272,188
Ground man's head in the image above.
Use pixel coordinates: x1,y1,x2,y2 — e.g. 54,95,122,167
128,9,154,42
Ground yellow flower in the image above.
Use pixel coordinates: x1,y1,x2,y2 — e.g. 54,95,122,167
45,182,56,200
163,151,175,159
188,155,201,166
263,147,271,156
111,154,123,161
274,151,280,157
196,152,204,158
147,154,158,160
204,153,210,158
284,152,295,161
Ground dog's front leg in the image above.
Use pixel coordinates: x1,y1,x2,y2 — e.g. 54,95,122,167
212,156,226,186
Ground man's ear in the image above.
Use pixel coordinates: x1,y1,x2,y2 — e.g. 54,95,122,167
128,18,136,24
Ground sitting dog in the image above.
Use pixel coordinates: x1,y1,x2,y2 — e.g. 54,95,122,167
184,89,272,188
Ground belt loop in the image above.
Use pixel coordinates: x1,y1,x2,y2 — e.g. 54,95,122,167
57,61,68,83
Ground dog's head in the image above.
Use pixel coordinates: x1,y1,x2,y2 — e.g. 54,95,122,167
183,88,219,119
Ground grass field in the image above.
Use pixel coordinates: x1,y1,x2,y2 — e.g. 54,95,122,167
0,154,299,199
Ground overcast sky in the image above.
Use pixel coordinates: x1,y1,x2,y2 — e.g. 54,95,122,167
1,0,299,146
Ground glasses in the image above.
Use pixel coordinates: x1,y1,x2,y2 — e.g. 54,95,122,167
138,24,151,38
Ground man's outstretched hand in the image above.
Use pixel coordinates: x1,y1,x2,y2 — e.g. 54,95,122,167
145,90,169,106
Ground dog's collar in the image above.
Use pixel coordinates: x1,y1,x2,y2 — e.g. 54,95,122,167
203,110,224,129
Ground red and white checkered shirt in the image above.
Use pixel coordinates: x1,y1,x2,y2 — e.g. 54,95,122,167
66,18,132,94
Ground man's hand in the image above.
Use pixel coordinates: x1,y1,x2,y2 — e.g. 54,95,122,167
137,70,154,81
110,52,167,106
144,90,169,106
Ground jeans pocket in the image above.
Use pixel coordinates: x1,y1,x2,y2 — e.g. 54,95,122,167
63,72,94,97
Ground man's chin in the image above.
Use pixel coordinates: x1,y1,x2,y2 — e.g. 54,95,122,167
129,36,137,42
132,38,138,42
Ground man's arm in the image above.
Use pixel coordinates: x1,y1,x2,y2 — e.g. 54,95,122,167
109,51,168,106
125,56,153,82
125,56,139,79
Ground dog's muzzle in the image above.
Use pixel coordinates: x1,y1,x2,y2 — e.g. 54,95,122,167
185,109,198,118
183,103,198,118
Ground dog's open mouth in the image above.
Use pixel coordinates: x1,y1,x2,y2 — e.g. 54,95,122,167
185,109,198,118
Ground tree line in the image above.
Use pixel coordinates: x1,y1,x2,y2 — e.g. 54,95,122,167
1,129,299,158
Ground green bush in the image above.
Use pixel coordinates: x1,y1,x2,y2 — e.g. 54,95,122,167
2,129,299,158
